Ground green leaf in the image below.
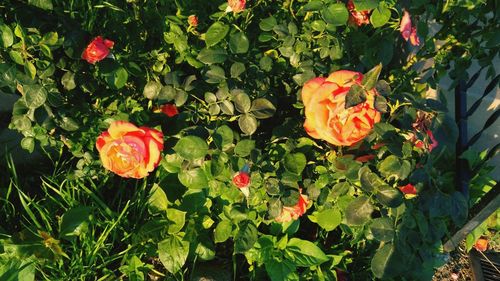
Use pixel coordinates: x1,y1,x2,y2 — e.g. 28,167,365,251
24,61,36,80
230,62,246,78
233,92,251,113
220,100,234,115
303,1,323,11
41,32,58,45
374,95,388,113
9,50,24,65
11,116,31,131
345,196,373,225
195,239,215,261
28,0,53,10
359,166,383,192
107,67,128,89
376,185,403,208
378,156,411,180
370,217,394,242
23,84,47,109
21,137,35,153
362,63,382,90
316,208,341,231
250,98,276,119
59,206,91,238
371,243,396,279
162,153,184,173
229,32,249,54
214,220,232,243
174,136,208,160
178,168,208,189
285,238,329,267
205,22,229,47
0,24,14,47
197,47,228,65
283,153,307,175
61,71,76,90
259,16,277,31
345,84,367,108
147,184,169,213
234,221,258,253
267,197,283,218
158,235,189,274
375,80,391,96
321,4,349,26
265,259,299,281
259,56,273,72
167,209,186,234
370,3,391,28
238,114,258,135
59,116,79,131
214,125,233,150
353,0,379,11
311,20,327,32
175,89,188,106
14,24,23,39
204,65,226,84
143,81,162,100
234,139,255,157
204,92,217,103
282,189,300,207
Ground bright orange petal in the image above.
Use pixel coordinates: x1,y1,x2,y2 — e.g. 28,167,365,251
108,121,143,139
301,77,326,106
326,70,363,87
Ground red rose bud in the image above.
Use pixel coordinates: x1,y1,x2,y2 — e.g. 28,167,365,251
399,184,417,199
82,36,114,64
347,0,370,26
233,171,250,188
188,15,198,27
474,238,488,252
160,104,179,117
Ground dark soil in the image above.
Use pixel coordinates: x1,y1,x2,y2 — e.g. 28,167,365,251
433,243,473,281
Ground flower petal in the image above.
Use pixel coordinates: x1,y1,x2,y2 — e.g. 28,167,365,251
326,70,363,87
108,121,143,139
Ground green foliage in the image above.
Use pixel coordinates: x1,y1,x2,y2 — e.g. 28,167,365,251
0,0,497,280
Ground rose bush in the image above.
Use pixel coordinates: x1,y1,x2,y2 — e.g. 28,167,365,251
0,0,497,281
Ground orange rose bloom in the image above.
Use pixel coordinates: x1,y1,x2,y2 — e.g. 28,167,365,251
302,70,381,146
474,238,488,252
275,190,309,223
226,0,246,13
82,36,114,64
96,121,164,179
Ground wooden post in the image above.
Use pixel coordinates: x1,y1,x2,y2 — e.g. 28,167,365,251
443,193,500,252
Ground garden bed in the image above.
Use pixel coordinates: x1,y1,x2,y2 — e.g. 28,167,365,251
0,0,498,280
